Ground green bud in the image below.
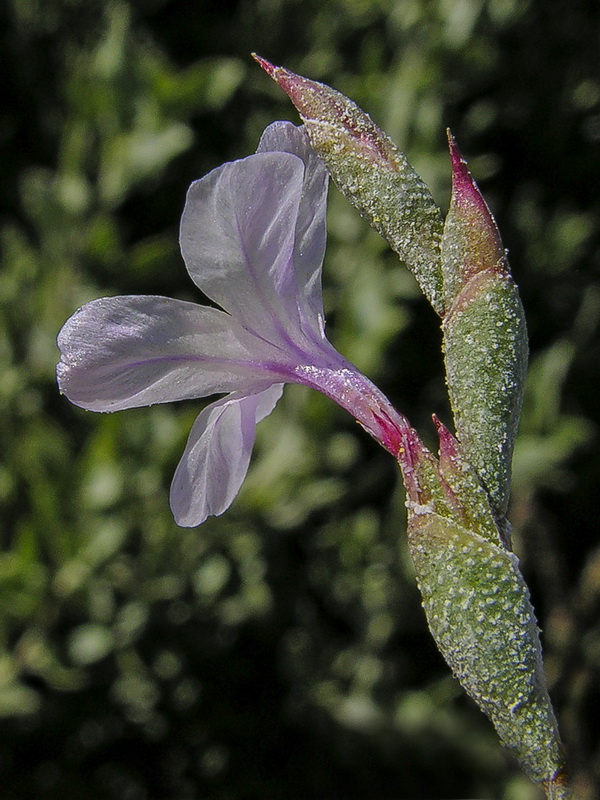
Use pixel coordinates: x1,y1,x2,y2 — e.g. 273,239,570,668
407,510,569,795
253,54,445,315
442,134,528,517
433,414,507,547
398,425,569,798
442,132,508,305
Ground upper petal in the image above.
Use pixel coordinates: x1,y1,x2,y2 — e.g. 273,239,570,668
180,151,322,351
257,122,329,333
57,295,287,412
170,384,284,527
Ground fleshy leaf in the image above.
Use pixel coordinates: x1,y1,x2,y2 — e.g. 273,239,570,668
170,385,284,527
434,415,507,547
442,131,507,305
441,140,528,516
254,55,445,315
395,426,569,798
408,511,568,795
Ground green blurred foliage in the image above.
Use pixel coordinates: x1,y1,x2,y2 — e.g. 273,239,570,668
1,0,599,797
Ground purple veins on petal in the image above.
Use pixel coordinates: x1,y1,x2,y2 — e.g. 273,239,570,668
56,122,414,526
257,121,329,332
56,295,290,412
179,150,326,354
170,385,284,527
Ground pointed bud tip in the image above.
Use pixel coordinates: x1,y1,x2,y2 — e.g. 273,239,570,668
252,53,309,112
252,53,277,78
445,130,505,270
446,129,478,200
433,414,460,463
432,412,444,432
446,129,463,170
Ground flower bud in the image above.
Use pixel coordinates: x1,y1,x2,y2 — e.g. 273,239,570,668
442,134,528,517
433,414,508,547
401,424,569,797
408,509,568,795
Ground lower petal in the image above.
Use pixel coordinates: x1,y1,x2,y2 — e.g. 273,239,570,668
169,384,284,527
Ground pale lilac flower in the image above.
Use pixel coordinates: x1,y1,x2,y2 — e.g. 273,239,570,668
57,122,413,527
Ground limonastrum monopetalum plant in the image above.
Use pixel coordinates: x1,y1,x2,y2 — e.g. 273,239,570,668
56,57,571,798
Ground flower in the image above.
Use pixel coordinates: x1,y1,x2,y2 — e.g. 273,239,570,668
57,122,412,527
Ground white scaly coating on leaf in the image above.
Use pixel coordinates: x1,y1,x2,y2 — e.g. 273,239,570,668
306,117,445,314
408,512,568,792
443,271,528,517
441,136,528,518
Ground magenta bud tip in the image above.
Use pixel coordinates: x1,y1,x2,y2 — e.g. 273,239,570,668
433,414,460,462
446,129,466,173
251,53,277,78
446,129,479,203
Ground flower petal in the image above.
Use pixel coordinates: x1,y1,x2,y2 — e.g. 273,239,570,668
180,151,319,349
57,296,287,411
170,385,284,527
256,122,328,334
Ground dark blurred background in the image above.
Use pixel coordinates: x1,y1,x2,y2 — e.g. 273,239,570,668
1,0,599,797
